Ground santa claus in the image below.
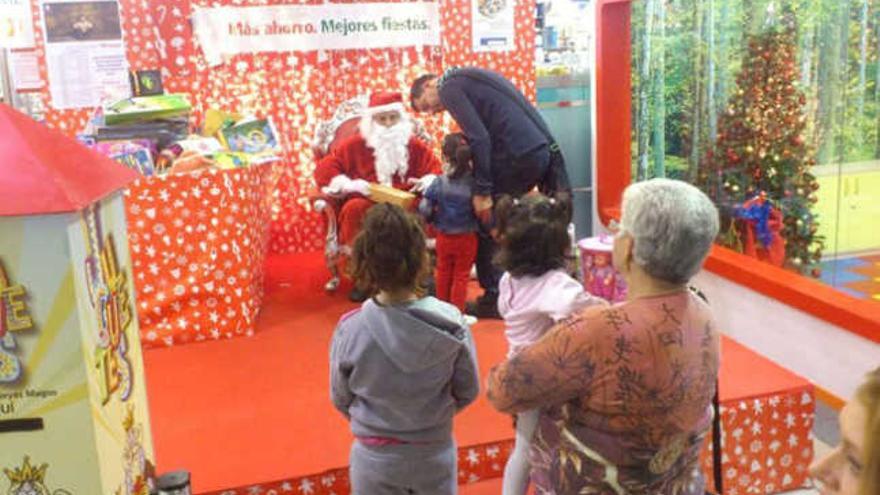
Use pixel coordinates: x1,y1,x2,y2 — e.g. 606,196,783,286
314,92,441,249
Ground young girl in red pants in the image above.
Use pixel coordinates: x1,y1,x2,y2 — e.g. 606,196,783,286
419,133,479,315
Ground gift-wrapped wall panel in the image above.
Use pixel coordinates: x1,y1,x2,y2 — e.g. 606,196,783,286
24,0,537,254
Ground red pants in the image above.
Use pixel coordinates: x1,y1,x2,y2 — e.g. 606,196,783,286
339,197,373,246
434,232,478,311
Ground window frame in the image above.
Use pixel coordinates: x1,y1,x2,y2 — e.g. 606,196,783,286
594,0,880,342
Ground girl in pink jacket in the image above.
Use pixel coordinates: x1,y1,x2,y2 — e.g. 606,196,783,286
493,193,607,495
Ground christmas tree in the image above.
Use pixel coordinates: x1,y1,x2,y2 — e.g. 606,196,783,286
698,25,823,277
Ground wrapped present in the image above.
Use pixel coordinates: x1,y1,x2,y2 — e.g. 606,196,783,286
202,108,243,137
368,183,416,209
733,192,786,267
578,235,627,303
169,150,214,174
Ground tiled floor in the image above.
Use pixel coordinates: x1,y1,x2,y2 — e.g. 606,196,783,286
820,254,880,301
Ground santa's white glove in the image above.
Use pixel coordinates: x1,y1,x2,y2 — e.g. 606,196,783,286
322,175,371,197
321,175,351,196
346,179,371,196
407,174,437,193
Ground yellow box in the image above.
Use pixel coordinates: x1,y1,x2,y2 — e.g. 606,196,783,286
369,183,417,209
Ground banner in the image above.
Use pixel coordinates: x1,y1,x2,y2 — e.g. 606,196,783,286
192,2,441,66
0,0,35,48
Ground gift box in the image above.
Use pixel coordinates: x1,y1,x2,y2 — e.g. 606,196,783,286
368,183,416,209
578,235,627,302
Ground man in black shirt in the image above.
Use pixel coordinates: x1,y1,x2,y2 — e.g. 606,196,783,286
411,67,569,318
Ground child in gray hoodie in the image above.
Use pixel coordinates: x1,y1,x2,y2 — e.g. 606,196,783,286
330,203,481,495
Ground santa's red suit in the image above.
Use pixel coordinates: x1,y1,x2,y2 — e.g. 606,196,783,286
314,93,441,245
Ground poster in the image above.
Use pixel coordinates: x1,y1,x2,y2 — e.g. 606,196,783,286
191,2,441,66
8,50,43,91
471,0,514,52
0,195,154,495
0,0,35,48
41,0,130,109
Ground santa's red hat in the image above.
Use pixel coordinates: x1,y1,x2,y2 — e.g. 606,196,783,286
366,92,405,115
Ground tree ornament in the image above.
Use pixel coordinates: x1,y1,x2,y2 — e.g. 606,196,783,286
792,257,803,266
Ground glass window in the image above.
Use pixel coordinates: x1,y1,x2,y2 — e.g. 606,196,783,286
631,0,880,304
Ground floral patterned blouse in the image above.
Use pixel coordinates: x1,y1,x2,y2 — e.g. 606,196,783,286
487,291,720,494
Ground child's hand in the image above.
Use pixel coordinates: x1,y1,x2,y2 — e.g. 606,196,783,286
472,194,493,214
407,174,437,193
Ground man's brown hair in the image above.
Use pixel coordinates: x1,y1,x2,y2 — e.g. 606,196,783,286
348,203,430,296
409,74,438,111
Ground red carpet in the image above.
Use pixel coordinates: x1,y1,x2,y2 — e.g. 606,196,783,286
144,252,514,494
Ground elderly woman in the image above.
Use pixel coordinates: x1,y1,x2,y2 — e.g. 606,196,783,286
809,367,880,495
487,178,721,494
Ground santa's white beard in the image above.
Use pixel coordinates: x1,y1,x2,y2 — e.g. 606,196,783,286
362,118,413,186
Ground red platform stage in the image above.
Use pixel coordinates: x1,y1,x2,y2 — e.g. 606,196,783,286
144,252,813,495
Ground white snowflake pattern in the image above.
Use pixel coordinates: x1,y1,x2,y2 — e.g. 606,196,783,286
297,478,314,494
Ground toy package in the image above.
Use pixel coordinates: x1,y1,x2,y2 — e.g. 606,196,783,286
175,137,224,156
111,148,155,176
578,235,628,303
219,118,281,155
103,94,191,126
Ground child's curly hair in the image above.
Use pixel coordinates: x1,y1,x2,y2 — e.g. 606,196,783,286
493,192,572,278
348,203,430,296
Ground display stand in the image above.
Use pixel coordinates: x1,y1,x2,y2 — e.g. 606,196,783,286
0,105,154,495
125,161,281,349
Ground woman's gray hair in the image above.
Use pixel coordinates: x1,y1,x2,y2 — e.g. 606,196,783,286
620,178,720,284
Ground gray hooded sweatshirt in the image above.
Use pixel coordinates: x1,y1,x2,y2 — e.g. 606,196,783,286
330,296,480,443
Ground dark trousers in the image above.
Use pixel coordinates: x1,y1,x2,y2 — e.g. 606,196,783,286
475,145,551,300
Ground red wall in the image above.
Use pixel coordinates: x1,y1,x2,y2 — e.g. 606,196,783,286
25,0,536,253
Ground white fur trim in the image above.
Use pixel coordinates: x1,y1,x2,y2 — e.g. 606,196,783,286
328,174,351,191
364,102,406,116
359,109,411,141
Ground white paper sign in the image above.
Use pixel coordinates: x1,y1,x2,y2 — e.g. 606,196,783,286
41,0,130,109
471,0,514,52
192,2,441,66
8,50,44,91
1,0,36,48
